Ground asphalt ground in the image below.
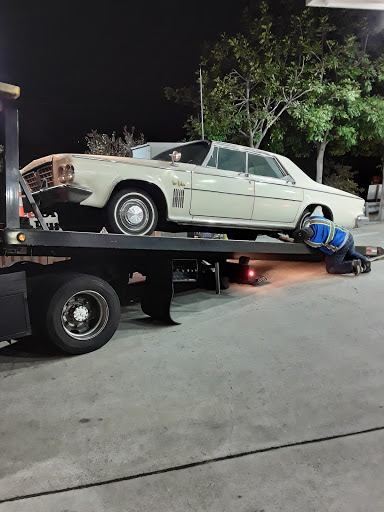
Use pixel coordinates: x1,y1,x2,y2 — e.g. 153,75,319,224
0,222,383,511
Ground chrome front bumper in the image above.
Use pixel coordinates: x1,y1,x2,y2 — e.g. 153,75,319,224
356,214,369,228
24,184,92,213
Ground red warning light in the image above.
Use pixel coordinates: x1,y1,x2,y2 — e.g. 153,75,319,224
248,270,255,277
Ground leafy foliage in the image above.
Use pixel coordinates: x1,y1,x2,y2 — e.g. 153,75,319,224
85,126,145,157
166,3,384,193
323,161,364,196
166,2,317,149
356,92,384,220
288,26,380,182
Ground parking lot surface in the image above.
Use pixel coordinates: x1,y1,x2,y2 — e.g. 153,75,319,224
1,223,384,511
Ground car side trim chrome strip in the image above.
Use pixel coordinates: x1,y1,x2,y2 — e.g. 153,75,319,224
191,187,302,201
73,155,193,173
193,171,293,186
302,187,362,200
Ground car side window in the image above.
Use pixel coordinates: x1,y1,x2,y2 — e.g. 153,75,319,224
206,147,218,168
217,148,246,173
248,154,284,179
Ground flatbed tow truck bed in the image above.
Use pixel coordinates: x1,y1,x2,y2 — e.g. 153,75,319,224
2,227,323,260
0,82,381,355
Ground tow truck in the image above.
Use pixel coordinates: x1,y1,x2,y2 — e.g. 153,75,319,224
0,83,381,354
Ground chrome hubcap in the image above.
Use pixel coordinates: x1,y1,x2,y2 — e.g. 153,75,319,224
117,197,150,233
126,204,144,225
61,291,109,341
301,214,311,229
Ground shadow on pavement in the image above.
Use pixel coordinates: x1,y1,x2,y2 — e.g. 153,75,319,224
0,336,64,369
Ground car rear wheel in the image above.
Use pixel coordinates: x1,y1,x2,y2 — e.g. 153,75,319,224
297,207,332,231
107,188,158,236
298,209,313,230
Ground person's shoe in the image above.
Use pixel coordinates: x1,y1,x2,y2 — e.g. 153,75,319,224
362,260,372,273
352,259,362,276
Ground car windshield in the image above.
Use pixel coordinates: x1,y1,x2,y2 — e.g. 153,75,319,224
153,141,212,165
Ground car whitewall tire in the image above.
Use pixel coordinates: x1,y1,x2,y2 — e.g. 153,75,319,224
108,189,158,236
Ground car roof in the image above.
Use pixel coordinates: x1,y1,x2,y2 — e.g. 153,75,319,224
186,140,280,159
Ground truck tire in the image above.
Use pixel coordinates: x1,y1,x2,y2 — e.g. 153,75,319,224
29,273,120,354
108,188,158,236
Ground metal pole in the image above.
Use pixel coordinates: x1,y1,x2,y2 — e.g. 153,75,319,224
215,261,221,294
199,66,205,140
4,103,20,229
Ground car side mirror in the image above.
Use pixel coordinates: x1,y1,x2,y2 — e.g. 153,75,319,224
284,176,296,185
170,151,181,165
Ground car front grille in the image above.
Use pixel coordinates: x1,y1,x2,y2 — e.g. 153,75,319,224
23,164,54,193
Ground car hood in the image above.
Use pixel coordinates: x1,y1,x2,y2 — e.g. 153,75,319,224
21,155,54,174
21,154,179,173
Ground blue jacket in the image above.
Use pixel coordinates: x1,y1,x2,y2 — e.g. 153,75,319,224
306,216,349,255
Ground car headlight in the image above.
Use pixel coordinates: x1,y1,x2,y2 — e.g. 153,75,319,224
58,164,75,184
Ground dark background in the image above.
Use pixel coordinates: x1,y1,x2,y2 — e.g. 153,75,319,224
0,0,248,166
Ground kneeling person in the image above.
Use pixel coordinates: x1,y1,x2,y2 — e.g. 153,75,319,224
279,206,371,276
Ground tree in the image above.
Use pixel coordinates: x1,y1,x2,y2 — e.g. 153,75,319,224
288,17,379,183
85,126,145,157
166,2,317,149
357,94,384,221
323,160,364,196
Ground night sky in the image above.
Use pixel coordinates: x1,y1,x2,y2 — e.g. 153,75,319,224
0,0,249,166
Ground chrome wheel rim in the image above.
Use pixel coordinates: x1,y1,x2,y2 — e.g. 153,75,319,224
61,290,109,341
300,213,311,229
117,197,150,233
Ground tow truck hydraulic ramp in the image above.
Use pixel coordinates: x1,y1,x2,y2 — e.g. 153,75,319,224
0,83,380,354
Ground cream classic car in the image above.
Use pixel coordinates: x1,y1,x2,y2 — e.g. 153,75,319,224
21,140,368,238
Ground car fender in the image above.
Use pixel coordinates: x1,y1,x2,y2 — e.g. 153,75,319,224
68,155,194,220
298,189,365,229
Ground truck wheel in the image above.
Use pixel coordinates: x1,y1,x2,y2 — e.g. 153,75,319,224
108,188,158,236
30,273,120,354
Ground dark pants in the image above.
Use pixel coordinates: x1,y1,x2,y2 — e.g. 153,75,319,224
325,235,368,274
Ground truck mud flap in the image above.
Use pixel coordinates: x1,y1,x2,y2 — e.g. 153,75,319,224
141,256,178,324
0,271,31,341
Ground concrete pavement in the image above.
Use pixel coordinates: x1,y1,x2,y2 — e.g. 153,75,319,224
1,222,384,510
2,430,384,511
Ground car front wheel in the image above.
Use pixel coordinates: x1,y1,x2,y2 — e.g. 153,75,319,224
107,188,158,236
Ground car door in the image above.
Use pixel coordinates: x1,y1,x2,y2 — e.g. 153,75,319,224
248,153,303,223
190,146,254,220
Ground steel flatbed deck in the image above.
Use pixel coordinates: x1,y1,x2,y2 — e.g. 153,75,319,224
2,228,324,261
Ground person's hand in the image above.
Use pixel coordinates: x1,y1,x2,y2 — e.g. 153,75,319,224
279,235,295,243
268,232,281,239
